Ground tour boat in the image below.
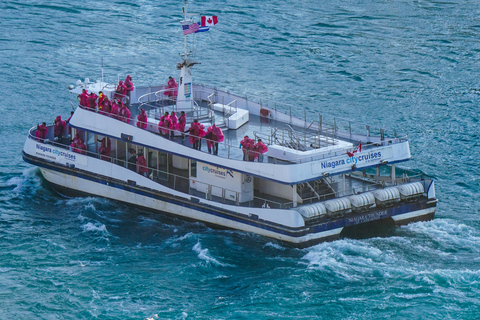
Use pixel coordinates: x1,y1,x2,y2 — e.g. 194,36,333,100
22,1,437,247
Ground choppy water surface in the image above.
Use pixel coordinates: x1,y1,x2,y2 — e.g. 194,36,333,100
1,0,480,319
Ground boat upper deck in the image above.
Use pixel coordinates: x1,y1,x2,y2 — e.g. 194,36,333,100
62,82,412,183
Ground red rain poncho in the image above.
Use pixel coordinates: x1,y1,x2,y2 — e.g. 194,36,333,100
136,108,147,129
54,115,66,139
164,78,178,98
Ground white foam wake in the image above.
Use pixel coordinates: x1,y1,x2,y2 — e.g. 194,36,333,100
192,241,232,267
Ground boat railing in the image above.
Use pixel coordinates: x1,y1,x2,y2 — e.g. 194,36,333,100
27,126,425,209
194,83,408,144
138,88,220,122
77,98,407,165
27,129,290,209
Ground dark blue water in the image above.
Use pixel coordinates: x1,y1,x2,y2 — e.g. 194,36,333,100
2,0,480,318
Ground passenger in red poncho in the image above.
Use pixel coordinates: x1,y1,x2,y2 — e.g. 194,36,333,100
87,92,98,111
78,89,89,107
254,139,268,162
136,152,148,177
114,80,127,101
70,140,78,153
164,76,178,99
119,104,131,123
137,108,148,129
206,124,224,155
110,99,119,118
98,137,111,161
178,111,186,140
240,135,253,161
158,112,171,136
187,119,205,150
205,126,214,154
211,124,224,155
124,75,134,104
99,96,111,115
169,111,178,139
76,139,87,155
98,91,105,107
54,115,66,143
35,122,47,142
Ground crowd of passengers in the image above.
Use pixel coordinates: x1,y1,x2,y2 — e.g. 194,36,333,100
36,75,267,165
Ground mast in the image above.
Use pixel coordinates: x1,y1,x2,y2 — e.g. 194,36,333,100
176,0,199,110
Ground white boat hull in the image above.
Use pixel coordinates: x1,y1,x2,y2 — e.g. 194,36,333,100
35,164,435,246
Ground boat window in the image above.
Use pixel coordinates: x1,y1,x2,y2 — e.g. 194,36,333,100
126,143,137,171
190,160,197,178
157,151,168,181
86,132,96,154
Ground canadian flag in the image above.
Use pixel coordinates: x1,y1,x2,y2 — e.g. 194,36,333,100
201,16,218,27
347,142,362,157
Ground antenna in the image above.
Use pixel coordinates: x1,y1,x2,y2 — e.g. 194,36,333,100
101,57,104,85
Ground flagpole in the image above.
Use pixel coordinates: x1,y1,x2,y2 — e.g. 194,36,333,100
183,0,187,60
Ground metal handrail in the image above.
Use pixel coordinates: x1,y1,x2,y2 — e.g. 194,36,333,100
27,131,289,209
28,125,425,210
193,83,409,141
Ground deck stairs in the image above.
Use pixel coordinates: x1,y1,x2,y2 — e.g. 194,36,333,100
297,178,336,202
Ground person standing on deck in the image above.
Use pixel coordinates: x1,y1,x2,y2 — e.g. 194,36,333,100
170,112,178,139
178,111,186,140
110,99,119,119
87,92,98,111
70,140,78,153
114,80,127,102
35,122,47,142
119,104,131,123
99,96,111,115
137,108,148,129
128,148,137,171
77,139,87,155
240,135,251,161
53,115,66,143
124,75,134,105
211,124,224,155
247,138,256,162
205,126,214,154
78,89,89,108
136,152,148,177
159,112,171,136
164,76,178,100
98,137,111,161
98,91,105,107
254,139,268,162
187,119,205,150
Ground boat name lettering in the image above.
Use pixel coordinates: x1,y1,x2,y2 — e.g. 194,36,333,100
347,210,389,225
202,166,233,178
36,144,76,161
321,151,382,169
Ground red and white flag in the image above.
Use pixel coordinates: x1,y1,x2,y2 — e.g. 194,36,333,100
347,142,362,157
201,16,218,27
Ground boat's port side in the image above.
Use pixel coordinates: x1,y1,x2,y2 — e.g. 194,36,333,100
24,124,436,245
25,124,433,212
